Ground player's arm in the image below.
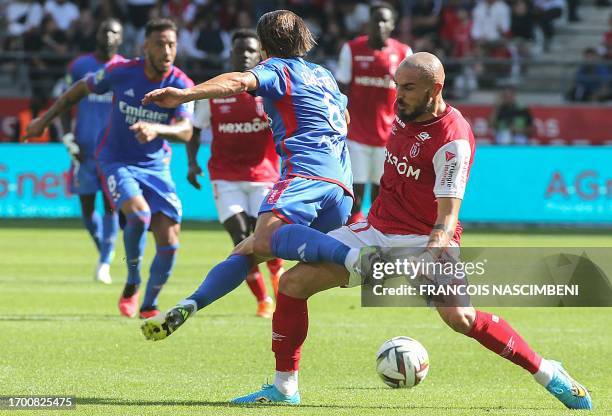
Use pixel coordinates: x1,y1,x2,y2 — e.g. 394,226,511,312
142,72,258,108
186,127,202,189
129,116,193,144
427,138,473,254
427,197,462,250
23,80,90,140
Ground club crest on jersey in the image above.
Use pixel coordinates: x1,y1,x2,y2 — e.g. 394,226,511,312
410,142,421,158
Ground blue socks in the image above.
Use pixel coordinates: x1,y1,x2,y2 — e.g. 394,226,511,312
123,210,151,286
141,244,178,310
188,254,251,310
271,224,350,266
99,213,119,264
82,211,102,251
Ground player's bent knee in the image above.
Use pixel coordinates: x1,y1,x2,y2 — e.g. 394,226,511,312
278,269,309,299
232,235,254,256
252,232,273,258
438,307,475,334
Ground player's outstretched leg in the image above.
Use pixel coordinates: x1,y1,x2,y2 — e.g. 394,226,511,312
141,253,252,340
141,299,196,341
441,308,592,410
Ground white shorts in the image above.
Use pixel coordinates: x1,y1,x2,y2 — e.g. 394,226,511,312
347,139,386,184
328,221,459,288
212,180,274,223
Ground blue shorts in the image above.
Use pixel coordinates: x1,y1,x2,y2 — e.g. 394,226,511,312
97,162,182,223
69,156,101,195
259,176,353,233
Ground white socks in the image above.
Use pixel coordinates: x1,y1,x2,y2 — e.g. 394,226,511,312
533,358,555,387
274,371,299,396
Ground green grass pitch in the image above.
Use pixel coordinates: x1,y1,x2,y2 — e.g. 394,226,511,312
0,220,610,415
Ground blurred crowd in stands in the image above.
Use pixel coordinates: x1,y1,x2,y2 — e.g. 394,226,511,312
0,0,611,144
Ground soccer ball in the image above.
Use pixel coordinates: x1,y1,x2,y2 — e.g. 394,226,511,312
375,336,429,388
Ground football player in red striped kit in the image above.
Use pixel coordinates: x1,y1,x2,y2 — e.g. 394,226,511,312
336,2,412,224
230,52,593,409
187,29,284,318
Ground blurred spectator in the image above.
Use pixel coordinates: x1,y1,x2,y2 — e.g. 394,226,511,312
490,87,534,144
44,0,79,32
410,0,443,44
567,47,612,102
471,0,511,43
533,0,563,51
94,0,128,26
566,0,580,22
471,0,513,83
341,2,370,36
71,8,97,52
6,0,44,51
162,0,198,28
439,0,473,57
194,9,230,69
602,13,612,60
24,15,70,100
126,0,158,30
510,0,535,43
123,0,159,56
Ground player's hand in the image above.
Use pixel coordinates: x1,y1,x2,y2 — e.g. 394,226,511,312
130,121,158,143
187,163,203,190
142,87,185,108
23,117,47,141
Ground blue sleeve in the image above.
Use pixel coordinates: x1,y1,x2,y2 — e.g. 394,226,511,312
65,60,79,87
85,64,115,95
173,75,195,121
248,61,284,99
339,92,348,111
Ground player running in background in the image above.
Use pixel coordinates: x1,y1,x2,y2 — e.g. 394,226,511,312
140,10,352,337
61,18,124,284
336,2,412,224
24,18,194,319
187,29,284,318
230,53,592,410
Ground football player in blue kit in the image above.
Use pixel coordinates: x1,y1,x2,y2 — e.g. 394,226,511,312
140,10,356,339
62,18,124,284
24,18,194,319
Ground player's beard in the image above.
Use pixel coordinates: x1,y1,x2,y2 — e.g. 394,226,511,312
398,93,433,123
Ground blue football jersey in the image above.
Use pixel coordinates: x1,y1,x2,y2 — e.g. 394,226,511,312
66,53,124,156
86,58,194,167
249,57,353,195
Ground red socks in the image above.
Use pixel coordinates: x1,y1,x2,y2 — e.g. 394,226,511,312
267,258,284,276
467,310,541,374
245,267,268,302
272,292,308,371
